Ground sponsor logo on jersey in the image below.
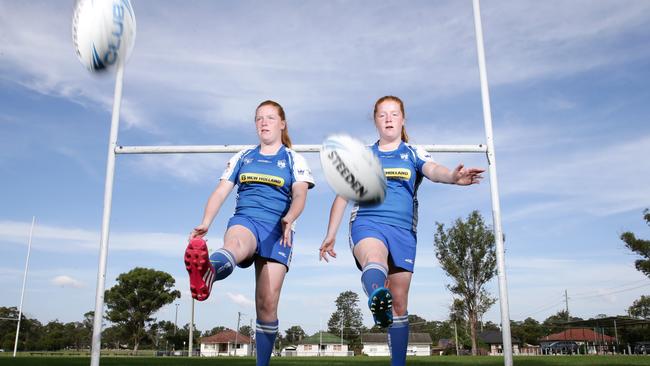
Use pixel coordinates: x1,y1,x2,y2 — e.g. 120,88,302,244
243,158,253,165
384,168,411,180
239,173,285,187
278,251,287,258
400,153,409,160
277,160,286,169
258,159,271,163
327,150,368,198
405,258,414,264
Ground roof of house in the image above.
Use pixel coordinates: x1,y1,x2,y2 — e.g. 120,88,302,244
200,329,252,344
542,328,616,342
437,338,456,348
300,332,346,345
479,330,520,344
361,332,432,344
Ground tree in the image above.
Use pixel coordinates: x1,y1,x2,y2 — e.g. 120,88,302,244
629,295,650,319
104,267,181,352
327,291,363,339
284,325,305,344
240,325,254,339
543,310,582,335
621,209,650,277
202,326,227,337
434,211,497,355
510,317,545,345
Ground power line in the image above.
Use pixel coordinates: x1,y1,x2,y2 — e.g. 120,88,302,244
571,283,650,300
571,279,648,297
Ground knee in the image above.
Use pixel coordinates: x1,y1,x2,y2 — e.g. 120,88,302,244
390,293,408,316
359,253,387,268
256,294,279,320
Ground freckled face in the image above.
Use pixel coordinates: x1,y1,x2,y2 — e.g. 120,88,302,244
255,105,285,145
374,100,404,141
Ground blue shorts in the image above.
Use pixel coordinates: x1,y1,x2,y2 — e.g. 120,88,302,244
349,218,417,272
227,215,293,271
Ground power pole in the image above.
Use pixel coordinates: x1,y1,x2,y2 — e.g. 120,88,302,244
14,216,35,357
565,290,569,321
188,299,194,357
249,319,253,356
174,303,180,335
234,312,241,356
454,321,460,356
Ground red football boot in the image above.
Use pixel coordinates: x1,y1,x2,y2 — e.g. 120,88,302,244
184,237,215,301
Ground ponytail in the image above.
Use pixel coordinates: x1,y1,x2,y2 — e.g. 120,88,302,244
401,125,409,143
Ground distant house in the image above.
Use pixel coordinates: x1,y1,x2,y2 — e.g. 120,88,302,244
478,330,521,356
540,328,616,354
288,332,350,357
199,329,253,357
431,338,456,355
361,333,432,356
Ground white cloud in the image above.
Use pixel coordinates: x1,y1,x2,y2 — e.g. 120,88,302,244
0,220,223,257
500,134,650,217
2,1,649,138
51,275,84,288
226,292,254,308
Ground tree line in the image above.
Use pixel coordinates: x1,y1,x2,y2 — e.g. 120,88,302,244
2,209,648,353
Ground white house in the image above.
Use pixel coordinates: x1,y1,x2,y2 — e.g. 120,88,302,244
282,332,352,356
200,329,253,357
361,333,432,356
479,330,521,356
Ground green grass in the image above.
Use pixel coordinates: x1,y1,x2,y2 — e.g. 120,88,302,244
1,356,649,366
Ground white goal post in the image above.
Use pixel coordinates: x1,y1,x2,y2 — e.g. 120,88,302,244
89,1,512,365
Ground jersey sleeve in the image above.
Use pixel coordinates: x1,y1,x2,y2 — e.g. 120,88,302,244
220,149,247,183
412,145,435,174
289,150,315,189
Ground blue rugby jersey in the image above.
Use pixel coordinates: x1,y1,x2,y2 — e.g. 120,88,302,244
221,145,315,223
351,141,433,232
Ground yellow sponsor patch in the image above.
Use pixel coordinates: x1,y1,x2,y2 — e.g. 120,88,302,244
384,168,411,180
239,173,285,187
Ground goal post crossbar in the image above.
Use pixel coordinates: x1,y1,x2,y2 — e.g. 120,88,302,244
115,144,488,154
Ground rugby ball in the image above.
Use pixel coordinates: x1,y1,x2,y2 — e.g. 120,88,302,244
72,0,136,72
320,135,386,204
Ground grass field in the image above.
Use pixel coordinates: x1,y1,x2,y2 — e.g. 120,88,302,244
1,356,649,366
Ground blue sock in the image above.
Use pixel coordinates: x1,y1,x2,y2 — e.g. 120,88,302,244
209,248,236,281
388,313,409,366
361,262,388,297
255,319,278,366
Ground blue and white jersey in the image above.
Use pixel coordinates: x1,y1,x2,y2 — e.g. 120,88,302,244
221,145,315,224
351,141,433,232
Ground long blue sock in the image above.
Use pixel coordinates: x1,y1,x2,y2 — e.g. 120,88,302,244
255,319,278,366
388,313,409,366
361,262,388,297
209,248,236,281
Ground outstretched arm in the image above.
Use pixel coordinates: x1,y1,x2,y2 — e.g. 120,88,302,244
190,180,235,239
422,162,484,185
319,195,348,262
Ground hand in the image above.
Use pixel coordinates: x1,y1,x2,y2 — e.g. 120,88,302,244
280,215,295,247
451,164,485,186
319,236,337,262
189,224,209,241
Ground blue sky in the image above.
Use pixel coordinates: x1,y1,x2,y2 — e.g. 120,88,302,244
1,0,650,336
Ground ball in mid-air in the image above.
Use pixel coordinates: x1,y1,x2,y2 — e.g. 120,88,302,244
72,0,136,72
320,135,386,205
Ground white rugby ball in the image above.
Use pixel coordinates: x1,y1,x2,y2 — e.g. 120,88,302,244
320,135,386,204
72,0,136,72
